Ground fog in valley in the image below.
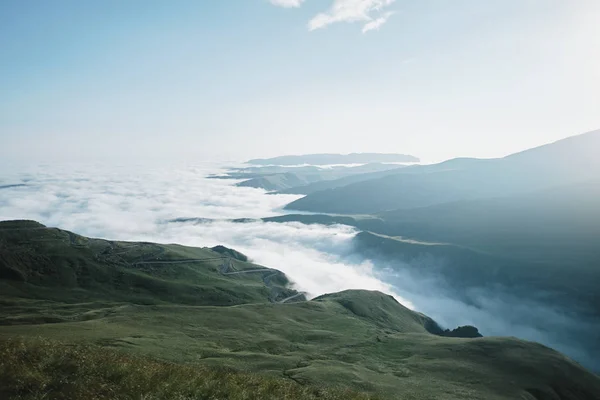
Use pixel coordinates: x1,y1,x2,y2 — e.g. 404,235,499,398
2,161,597,371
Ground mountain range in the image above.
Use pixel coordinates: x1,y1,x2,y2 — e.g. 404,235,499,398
284,130,600,214
213,163,408,192
256,130,600,374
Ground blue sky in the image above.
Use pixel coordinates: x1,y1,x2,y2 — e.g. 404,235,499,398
1,0,599,162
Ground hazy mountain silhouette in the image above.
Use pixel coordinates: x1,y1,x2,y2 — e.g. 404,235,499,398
285,130,600,214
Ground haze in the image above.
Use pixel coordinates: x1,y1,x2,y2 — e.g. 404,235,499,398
1,0,599,163
3,2,600,396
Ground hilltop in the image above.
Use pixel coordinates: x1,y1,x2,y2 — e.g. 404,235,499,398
1,220,600,399
0,220,299,307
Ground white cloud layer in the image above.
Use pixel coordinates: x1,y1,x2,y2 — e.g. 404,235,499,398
361,11,394,33
308,0,395,32
0,161,400,302
0,160,598,370
270,0,396,33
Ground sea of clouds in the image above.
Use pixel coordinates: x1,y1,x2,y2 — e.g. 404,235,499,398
1,161,598,370
0,161,401,300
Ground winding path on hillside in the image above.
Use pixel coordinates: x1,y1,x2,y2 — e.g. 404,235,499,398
278,292,305,303
222,268,274,275
219,258,305,303
1,225,306,304
133,257,226,266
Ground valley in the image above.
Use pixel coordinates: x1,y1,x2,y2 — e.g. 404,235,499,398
3,2,599,398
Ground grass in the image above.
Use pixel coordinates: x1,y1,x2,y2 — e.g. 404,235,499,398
0,221,299,306
1,221,600,399
3,292,599,399
0,337,375,400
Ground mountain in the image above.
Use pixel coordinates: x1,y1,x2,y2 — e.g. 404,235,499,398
276,166,407,195
237,172,314,191
266,205,599,308
285,130,600,214
247,153,419,165
2,220,599,399
269,178,600,313
233,163,406,191
377,179,600,266
0,220,300,306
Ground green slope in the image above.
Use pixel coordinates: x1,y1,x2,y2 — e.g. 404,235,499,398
0,338,373,400
0,220,300,307
3,292,599,399
1,220,599,399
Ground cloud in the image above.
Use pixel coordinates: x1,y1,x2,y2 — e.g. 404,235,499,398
361,11,394,33
308,0,396,32
165,219,407,304
373,260,600,371
0,161,402,302
269,0,305,7
269,0,396,33
0,160,598,371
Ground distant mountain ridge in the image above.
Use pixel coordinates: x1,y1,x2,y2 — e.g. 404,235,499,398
247,153,419,165
265,131,600,372
285,130,600,214
217,163,408,191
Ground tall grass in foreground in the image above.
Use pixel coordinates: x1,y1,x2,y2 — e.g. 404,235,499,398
0,338,377,400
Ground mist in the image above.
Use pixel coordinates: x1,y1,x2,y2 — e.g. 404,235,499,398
0,161,597,371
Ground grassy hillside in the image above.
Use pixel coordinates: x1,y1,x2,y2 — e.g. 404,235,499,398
1,221,600,399
265,188,600,371
0,220,300,307
3,292,599,399
0,338,373,400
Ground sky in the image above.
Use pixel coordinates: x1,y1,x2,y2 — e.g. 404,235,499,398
1,0,599,163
